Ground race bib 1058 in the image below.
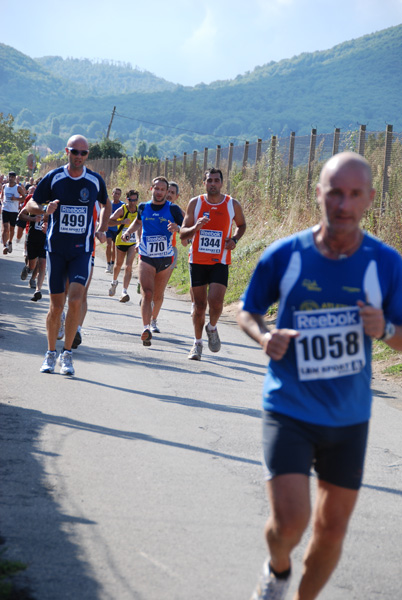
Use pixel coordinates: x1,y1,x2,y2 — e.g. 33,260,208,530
293,306,366,381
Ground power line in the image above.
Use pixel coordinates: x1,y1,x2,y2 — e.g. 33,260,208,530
114,110,249,143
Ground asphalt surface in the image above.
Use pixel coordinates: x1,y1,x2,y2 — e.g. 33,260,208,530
1,242,402,600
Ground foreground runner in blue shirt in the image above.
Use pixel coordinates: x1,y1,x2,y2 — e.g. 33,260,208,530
27,135,111,376
238,152,402,600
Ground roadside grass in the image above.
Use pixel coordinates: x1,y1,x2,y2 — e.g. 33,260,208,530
0,547,30,600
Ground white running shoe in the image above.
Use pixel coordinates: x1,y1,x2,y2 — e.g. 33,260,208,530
58,350,75,376
109,281,118,296
205,324,221,352
40,350,57,373
120,291,130,303
105,263,112,274
250,559,291,600
151,319,160,333
188,342,203,361
57,311,65,340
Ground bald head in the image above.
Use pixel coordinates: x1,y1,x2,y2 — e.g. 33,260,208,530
319,152,372,189
66,134,89,149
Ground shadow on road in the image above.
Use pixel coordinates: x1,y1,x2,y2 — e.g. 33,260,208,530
0,403,102,600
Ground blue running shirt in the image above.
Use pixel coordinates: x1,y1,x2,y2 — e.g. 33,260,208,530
34,165,108,253
242,228,402,426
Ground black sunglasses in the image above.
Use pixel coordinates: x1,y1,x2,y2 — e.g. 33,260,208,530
67,147,89,156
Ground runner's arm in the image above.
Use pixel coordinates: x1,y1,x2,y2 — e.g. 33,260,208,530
224,199,246,250
179,198,209,240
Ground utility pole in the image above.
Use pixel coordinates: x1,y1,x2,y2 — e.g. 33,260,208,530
106,106,116,139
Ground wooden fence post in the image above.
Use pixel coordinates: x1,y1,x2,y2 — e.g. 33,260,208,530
332,128,340,155
203,148,208,173
381,124,393,209
215,145,221,168
192,151,197,188
269,135,277,191
306,128,317,197
183,152,187,177
255,139,262,165
287,132,295,183
164,157,169,178
172,155,177,179
242,141,249,174
227,143,234,192
140,159,145,184
358,125,366,156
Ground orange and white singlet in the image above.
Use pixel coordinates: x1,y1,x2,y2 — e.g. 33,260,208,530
189,194,235,265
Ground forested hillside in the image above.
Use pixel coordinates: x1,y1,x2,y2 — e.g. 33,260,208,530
0,24,400,157
36,56,176,95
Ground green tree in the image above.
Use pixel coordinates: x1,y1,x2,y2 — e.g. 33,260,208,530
89,137,125,159
136,140,147,158
0,113,36,173
148,143,159,158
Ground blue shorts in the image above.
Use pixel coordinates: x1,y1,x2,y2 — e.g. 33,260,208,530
47,250,93,294
262,411,369,490
106,229,118,241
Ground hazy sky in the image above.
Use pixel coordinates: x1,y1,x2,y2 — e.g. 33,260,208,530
3,0,402,86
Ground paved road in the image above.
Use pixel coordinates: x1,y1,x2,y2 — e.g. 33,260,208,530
1,243,402,600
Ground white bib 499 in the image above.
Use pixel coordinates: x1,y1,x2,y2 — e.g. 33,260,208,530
293,306,366,381
59,206,87,234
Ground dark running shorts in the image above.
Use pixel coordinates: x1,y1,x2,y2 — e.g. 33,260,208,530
262,411,369,490
190,262,229,288
106,229,118,241
47,250,93,294
116,243,136,254
27,238,46,260
2,211,18,227
140,254,173,273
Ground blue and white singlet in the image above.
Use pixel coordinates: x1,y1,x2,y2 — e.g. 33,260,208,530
242,228,402,427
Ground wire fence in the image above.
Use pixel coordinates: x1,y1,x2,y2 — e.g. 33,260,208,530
42,125,401,202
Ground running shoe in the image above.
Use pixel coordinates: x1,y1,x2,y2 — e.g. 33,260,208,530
105,263,112,274
141,328,152,347
188,342,203,361
250,559,291,600
21,265,30,280
109,281,118,296
72,330,82,349
31,291,42,302
29,278,37,289
151,319,160,333
40,350,57,374
205,324,221,352
120,292,130,303
57,311,65,340
58,350,75,376
7,242,12,254
3,245,8,255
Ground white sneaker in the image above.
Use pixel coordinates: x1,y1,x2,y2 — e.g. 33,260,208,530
188,342,202,361
40,350,57,374
109,281,118,296
120,291,130,303
205,324,221,352
57,311,65,340
58,350,75,376
105,263,112,274
151,319,160,333
250,559,291,600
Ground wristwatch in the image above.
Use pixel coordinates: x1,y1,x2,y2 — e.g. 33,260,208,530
378,320,396,341
232,237,238,245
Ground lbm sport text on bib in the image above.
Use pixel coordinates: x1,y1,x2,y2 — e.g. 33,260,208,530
293,306,366,381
